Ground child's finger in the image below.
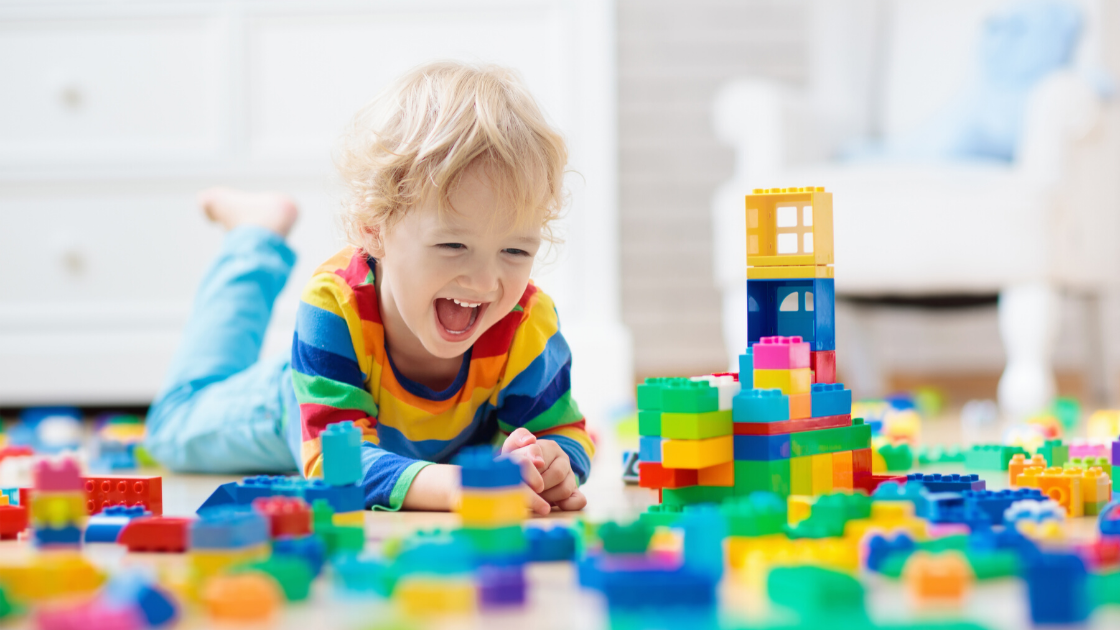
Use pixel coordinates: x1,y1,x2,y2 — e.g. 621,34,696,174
524,485,551,515
553,489,587,512
501,428,536,454
509,452,545,492
539,472,578,504
540,454,573,491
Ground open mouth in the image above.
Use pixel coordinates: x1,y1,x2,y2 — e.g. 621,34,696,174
434,298,489,341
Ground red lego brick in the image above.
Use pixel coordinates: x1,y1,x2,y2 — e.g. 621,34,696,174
810,351,836,384
852,447,873,488
638,463,698,489
855,474,906,495
82,476,163,516
0,504,28,540
19,488,33,508
252,496,311,538
733,414,851,436
118,516,192,553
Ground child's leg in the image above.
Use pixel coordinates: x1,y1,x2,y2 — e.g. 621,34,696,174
145,190,300,473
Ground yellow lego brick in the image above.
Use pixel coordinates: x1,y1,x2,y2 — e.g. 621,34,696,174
845,502,927,542
395,577,476,617
745,187,833,267
790,456,812,495
30,492,87,529
747,265,835,280
1037,467,1083,517
727,534,786,570
661,435,733,469
457,489,526,525
189,545,270,586
0,495,7,506
1082,467,1111,506
753,368,811,395
0,552,105,601
787,495,816,526
1017,466,1045,489
733,535,859,575
811,453,834,495
332,511,365,527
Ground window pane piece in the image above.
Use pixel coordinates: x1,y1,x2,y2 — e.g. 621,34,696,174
805,291,814,311
777,233,798,254
803,206,813,226
748,208,759,229
804,233,814,253
780,293,800,311
777,206,798,227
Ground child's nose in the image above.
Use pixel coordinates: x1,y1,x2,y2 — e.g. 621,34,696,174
461,259,500,294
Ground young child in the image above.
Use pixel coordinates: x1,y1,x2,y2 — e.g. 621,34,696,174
145,62,592,515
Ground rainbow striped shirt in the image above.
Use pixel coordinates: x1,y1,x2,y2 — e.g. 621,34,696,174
290,247,593,510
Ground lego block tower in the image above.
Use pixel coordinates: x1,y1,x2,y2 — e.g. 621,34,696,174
637,187,872,505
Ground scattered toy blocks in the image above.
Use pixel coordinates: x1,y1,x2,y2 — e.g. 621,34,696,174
118,516,193,553
82,475,164,516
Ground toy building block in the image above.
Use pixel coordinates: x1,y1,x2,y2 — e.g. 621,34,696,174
752,336,810,369
745,187,833,267
965,445,1029,471
190,507,271,550
855,474,907,495
33,458,82,491
697,461,735,487
738,350,754,389
1114,440,1119,466
660,410,732,440
691,373,741,410
959,489,1043,525
1037,440,1070,468
1069,442,1109,459
733,413,851,436
754,368,811,396
636,377,692,411
832,450,854,490
790,456,813,495
661,381,719,414
201,573,283,621
621,451,640,484
458,488,526,525
638,463,697,489
477,565,526,608
34,525,83,547
454,448,521,489
639,436,663,463
1066,456,1112,480
877,443,914,472
732,460,790,496
662,436,733,469
638,410,662,437
810,350,836,384
661,485,734,507
30,492,87,529
1009,454,1047,486
789,421,871,458
84,505,150,543
1035,467,1084,517
852,447,872,483
810,383,852,418
525,526,577,562
902,551,972,604
0,504,27,540
732,388,789,423
1080,467,1111,516
1016,466,1046,490
252,496,311,538
82,475,163,516
1024,552,1090,625
748,265,835,280
905,473,986,493
810,453,834,494
118,516,193,553
320,421,362,487
597,520,653,554
746,278,836,352
789,393,812,420
231,556,314,603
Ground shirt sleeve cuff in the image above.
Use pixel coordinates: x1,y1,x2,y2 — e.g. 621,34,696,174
374,460,433,512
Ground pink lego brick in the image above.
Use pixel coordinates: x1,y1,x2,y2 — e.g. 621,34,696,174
752,336,810,370
1070,443,1109,459
33,458,82,492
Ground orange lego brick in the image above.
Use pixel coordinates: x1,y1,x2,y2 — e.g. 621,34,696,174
903,551,973,604
698,461,735,487
1037,467,1083,517
1009,454,1047,487
832,450,853,490
789,393,812,420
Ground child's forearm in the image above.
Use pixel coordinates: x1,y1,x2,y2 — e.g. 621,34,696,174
401,463,460,511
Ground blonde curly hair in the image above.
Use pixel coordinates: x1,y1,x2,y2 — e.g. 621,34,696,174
337,61,568,252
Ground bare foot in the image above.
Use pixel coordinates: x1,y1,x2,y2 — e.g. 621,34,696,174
198,187,299,238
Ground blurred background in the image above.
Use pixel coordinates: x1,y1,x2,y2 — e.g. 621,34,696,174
2,0,1119,438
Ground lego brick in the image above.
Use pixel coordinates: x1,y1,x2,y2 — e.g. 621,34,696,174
525,526,577,562
661,381,719,414
877,443,914,472
810,350,836,384
454,448,521,489
660,410,732,440
638,410,662,437
906,473,986,493
697,461,735,487
84,505,150,543
638,463,697,489
1009,454,1048,486
320,421,362,487
0,504,28,540
810,453,833,495
752,335,810,369
1069,443,1109,458
30,491,87,529
598,520,653,554
732,460,790,495
1036,468,1084,517
790,456,812,495
598,561,717,610
1081,467,1111,511
746,278,835,352
965,445,1029,471
1037,440,1070,468
455,525,527,555
745,187,834,267
732,388,789,423
661,485,734,507
852,448,873,488
0,488,17,505
232,556,315,603
790,421,871,458
738,350,754,388
118,516,193,553
754,368,811,395
722,492,787,536
733,433,790,460
733,413,851,436
747,265,835,280
82,475,164,516
832,450,853,491
191,507,270,550
690,373,741,410
1114,440,1119,466
1024,553,1090,625
252,496,312,538
636,377,691,411
1066,456,1112,480
478,565,526,608
662,436,733,469
810,383,852,417
33,458,82,492
395,577,476,617
639,436,663,463
855,474,907,495
789,393,812,420
34,525,82,548
458,488,526,525
640,504,684,528
961,489,1043,525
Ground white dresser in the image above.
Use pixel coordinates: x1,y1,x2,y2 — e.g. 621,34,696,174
0,0,631,426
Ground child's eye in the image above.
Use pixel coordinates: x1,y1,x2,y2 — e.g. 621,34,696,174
438,243,466,250
503,248,531,257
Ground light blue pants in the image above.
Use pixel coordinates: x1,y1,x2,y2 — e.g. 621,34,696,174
145,227,299,474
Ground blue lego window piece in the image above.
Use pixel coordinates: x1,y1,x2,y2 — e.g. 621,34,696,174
732,388,789,424
747,278,835,352
733,434,792,461
962,489,1043,526
526,526,577,562
906,473,986,493
1100,500,1120,536
639,436,663,463
190,506,270,550
0,488,18,506
810,383,852,418
738,349,754,389
454,446,522,489
321,421,363,487
85,505,151,543
1024,552,1090,625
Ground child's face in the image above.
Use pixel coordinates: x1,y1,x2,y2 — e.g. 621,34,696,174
374,163,544,359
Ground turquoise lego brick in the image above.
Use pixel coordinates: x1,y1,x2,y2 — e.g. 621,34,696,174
598,520,653,554
810,383,851,418
965,444,1028,471
732,388,789,423
661,485,734,507
721,492,786,536
1037,440,1070,468
636,377,692,411
733,460,790,496
788,420,871,458
638,410,662,436
738,350,754,388
661,381,719,414
321,421,362,487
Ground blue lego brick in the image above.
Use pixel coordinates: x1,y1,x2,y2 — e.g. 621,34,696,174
321,421,362,487
103,571,179,628
599,562,717,610
733,433,791,460
34,526,82,547
733,422,870,461
738,350,754,388
746,278,835,352
198,475,364,514
962,489,1044,526
1025,553,1090,624
810,383,851,418
923,493,967,523
639,436,663,463
681,506,726,582
906,473,986,493
454,447,522,489
299,481,364,513
866,533,916,573
732,388,789,423
273,534,327,577
526,526,577,562
1100,501,1120,536
190,507,270,549
85,505,150,543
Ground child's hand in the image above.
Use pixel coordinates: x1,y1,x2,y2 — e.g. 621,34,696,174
501,428,586,515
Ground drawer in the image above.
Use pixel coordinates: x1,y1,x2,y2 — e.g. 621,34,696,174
0,17,227,165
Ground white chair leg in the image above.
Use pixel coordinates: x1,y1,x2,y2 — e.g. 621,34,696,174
998,283,1059,421
835,300,887,398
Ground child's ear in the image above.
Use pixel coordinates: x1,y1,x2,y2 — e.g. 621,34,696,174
364,224,387,258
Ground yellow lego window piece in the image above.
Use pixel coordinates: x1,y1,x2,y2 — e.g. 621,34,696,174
745,188,834,267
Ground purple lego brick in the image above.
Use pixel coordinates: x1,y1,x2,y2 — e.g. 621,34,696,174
478,566,526,608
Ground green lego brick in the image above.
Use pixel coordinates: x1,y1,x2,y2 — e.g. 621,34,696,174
638,410,662,437
1036,440,1069,468
879,443,914,472
232,556,314,601
767,566,867,622
965,444,1028,471
660,410,732,439
788,421,872,458
1066,457,1112,479
661,380,719,414
790,456,812,495
918,445,965,465
661,485,734,507
455,525,526,554
1086,500,1110,516
733,460,790,496
639,504,683,528
721,492,786,537
598,520,653,554
787,493,871,539
636,377,691,411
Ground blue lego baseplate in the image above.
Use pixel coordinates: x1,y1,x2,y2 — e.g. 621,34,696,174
198,475,364,514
